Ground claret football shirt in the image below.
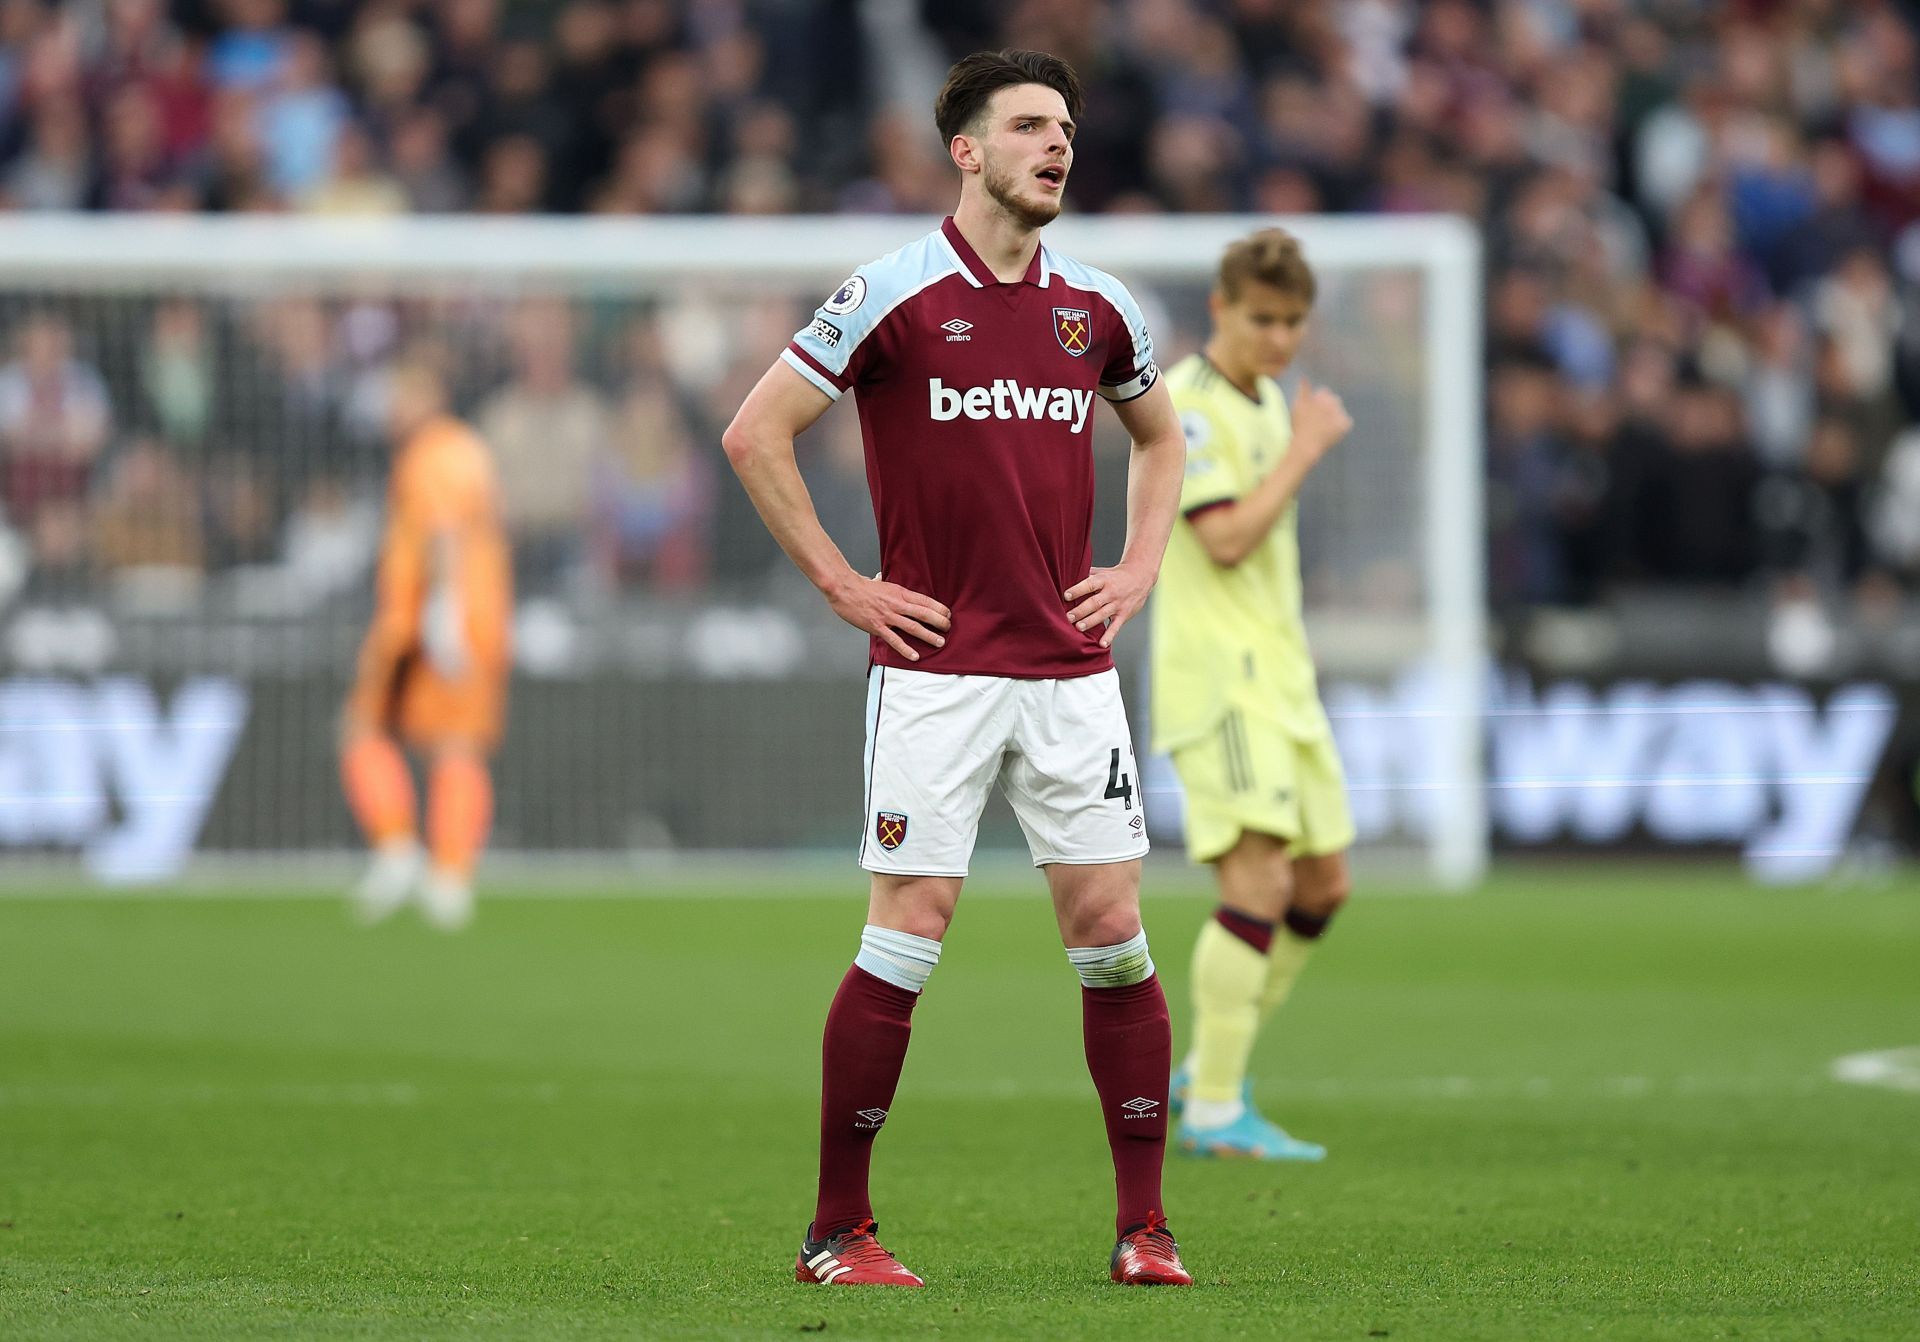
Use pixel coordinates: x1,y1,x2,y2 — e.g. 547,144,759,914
785,217,1159,679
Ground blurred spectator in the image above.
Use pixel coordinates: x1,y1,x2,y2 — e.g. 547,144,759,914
1745,303,1818,471
201,452,278,569
0,314,112,526
471,38,574,207
4,97,91,210
300,122,406,214
1487,356,1573,606
1778,138,1879,292
474,132,548,213
839,107,950,215
138,298,214,448
1644,381,1763,586
1758,417,1875,595
279,471,377,600
21,497,94,601
388,105,467,212
591,123,701,214
91,83,196,210
591,319,711,591
91,436,205,576
209,0,294,93
251,296,348,472
257,29,350,199
347,5,431,127
199,85,280,210
475,297,608,587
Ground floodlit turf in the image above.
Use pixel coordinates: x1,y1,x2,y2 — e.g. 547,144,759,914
1,867,1917,1341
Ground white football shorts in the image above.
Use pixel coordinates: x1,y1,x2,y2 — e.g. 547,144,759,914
857,666,1150,876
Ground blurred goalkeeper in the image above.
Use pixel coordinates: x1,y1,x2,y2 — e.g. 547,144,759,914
340,354,511,930
1153,229,1355,1160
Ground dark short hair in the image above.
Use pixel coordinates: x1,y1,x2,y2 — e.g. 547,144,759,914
934,49,1084,145
1218,228,1317,305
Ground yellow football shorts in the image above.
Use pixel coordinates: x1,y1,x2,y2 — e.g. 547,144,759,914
1170,707,1355,863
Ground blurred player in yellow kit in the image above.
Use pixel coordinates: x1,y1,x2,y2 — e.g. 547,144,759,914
340,354,511,930
1152,230,1355,1159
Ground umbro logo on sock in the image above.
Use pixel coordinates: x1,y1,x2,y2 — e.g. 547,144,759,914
1121,1096,1160,1119
854,1107,889,1128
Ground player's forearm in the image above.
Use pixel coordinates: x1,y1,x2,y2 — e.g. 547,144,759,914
1195,440,1323,568
1118,427,1185,577
721,425,859,596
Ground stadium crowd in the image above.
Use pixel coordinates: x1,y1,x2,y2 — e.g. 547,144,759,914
1,0,1918,628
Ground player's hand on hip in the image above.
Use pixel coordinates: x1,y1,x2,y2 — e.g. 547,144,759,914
1065,560,1155,649
1287,376,1353,467
827,573,950,662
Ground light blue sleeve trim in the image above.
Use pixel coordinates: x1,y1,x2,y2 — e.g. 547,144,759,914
780,347,842,401
1047,250,1159,400
788,230,958,379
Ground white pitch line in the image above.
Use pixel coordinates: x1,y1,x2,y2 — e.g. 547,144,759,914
1831,1047,1920,1094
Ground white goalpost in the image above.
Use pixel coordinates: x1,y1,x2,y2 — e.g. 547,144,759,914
0,214,1484,889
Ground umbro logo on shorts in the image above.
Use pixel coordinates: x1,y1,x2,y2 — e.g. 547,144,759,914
875,811,908,851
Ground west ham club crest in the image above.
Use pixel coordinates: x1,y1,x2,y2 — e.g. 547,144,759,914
875,811,908,851
1053,306,1091,356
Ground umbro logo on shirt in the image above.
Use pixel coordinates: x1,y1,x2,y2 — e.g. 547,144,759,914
941,319,973,342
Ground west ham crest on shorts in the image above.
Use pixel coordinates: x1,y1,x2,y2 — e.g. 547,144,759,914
875,811,908,851
1053,306,1091,357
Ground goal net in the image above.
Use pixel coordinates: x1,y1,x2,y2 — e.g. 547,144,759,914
0,214,1483,888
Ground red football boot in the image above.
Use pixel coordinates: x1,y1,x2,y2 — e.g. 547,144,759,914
1109,1211,1193,1286
794,1219,925,1287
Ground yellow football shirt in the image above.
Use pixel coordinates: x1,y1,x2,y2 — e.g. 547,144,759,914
1150,353,1330,753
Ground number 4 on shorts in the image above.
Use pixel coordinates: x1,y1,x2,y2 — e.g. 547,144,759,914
1105,748,1134,810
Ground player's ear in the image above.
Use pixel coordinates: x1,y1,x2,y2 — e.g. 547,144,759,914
950,133,982,176
1207,287,1227,323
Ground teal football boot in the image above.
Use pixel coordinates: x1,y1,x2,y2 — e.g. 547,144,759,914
1178,1106,1327,1162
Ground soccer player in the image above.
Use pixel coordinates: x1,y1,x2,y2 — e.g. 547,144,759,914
1152,229,1356,1161
340,354,511,931
722,50,1192,1287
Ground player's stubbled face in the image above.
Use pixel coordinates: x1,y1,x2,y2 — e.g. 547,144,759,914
1220,283,1311,377
978,84,1074,229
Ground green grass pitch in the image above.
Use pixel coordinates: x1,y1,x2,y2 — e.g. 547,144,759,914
1,865,1917,1340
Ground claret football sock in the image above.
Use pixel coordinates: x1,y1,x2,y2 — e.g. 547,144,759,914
1282,905,1332,940
814,963,921,1236
1213,905,1275,954
427,753,492,881
341,733,416,846
1187,916,1268,1127
1071,934,1172,1238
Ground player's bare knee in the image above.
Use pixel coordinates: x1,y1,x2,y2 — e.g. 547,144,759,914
1284,855,1349,941
1067,904,1144,950
1216,839,1292,922
1292,862,1350,918
867,873,959,941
